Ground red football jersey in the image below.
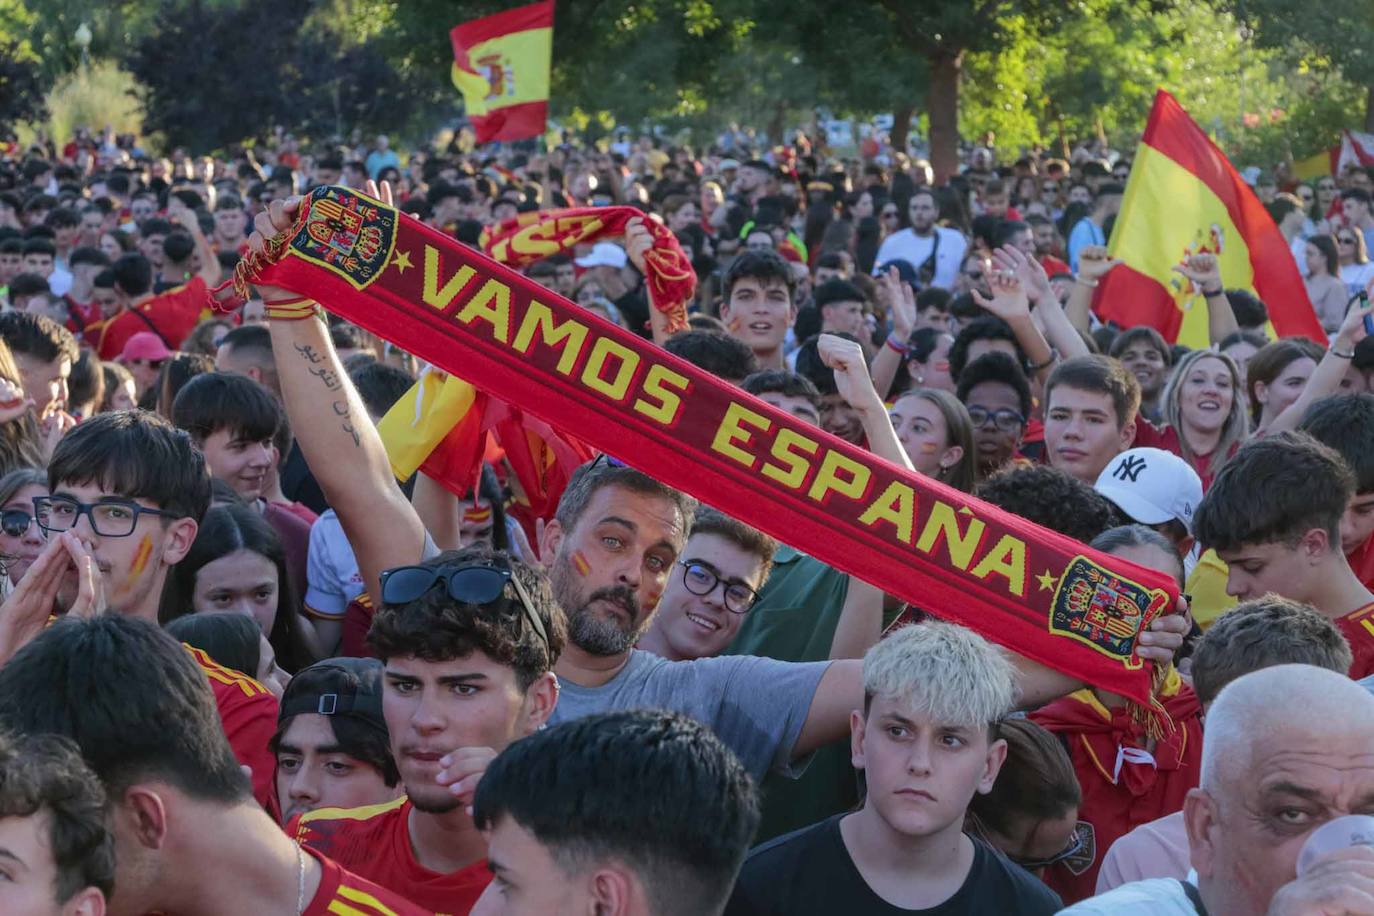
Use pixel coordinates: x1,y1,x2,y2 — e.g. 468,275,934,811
1337,603,1374,680
292,797,490,915
185,644,280,813
97,276,211,359
302,845,433,916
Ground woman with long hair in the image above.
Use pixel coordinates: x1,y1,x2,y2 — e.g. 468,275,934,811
1159,349,1249,489
166,611,290,697
888,389,977,492
161,502,318,673
1304,234,1348,333
0,340,45,474
1337,225,1374,299
1245,338,1326,430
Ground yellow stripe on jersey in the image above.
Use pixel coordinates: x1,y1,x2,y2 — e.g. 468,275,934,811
183,643,271,698
297,794,408,829
335,884,402,916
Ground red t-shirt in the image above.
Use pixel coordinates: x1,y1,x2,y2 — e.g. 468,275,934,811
341,593,378,659
97,276,211,359
1030,672,1203,905
1350,537,1374,593
1336,603,1374,679
292,797,491,915
185,643,280,812
302,845,432,916
1040,254,1071,277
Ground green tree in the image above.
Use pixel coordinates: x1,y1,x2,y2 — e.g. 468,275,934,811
1237,0,1374,130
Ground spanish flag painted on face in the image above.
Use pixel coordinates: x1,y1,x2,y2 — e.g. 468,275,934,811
1096,90,1324,347
450,1,554,145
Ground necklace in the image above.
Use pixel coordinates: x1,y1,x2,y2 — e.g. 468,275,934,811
296,843,307,915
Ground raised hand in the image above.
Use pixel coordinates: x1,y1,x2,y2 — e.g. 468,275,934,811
818,333,882,415
1078,246,1123,282
625,217,653,273
991,245,1053,304
1172,252,1222,293
878,266,916,339
971,268,1031,321
0,378,34,425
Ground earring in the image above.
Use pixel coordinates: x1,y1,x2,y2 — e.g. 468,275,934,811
916,375,925,384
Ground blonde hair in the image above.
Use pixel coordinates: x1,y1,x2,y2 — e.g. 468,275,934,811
1162,349,1249,476
863,622,1016,727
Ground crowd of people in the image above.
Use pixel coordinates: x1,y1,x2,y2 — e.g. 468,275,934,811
1,121,1374,915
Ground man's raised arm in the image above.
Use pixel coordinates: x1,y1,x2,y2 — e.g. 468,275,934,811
247,194,427,602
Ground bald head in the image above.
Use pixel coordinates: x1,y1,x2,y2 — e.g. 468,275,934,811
1201,664,1374,791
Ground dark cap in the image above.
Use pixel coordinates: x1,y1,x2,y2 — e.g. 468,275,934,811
278,657,387,737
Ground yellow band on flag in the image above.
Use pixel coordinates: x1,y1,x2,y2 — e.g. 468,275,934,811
450,27,553,117
377,371,480,481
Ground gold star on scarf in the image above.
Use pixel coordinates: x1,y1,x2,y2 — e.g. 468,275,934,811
390,249,413,274
1036,569,1059,592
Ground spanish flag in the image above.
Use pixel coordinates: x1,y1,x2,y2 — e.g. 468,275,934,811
450,1,553,145
1097,90,1324,347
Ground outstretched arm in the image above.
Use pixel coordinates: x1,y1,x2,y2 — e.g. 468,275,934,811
245,192,427,604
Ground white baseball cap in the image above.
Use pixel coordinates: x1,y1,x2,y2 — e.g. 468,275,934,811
1094,447,1203,534
574,242,628,270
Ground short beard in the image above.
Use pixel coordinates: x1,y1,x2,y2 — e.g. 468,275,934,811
567,585,646,656
408,787,464,815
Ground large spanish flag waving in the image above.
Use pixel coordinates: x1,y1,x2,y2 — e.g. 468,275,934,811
450,1,553,145
1097,90,1324,347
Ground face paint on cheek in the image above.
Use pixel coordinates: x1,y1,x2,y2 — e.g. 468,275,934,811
919,441,939,455
130,535,153,579
726,316,743,334
572,550,591,577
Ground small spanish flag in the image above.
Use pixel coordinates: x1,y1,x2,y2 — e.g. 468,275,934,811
1096,90,1324,347
450,1,553,145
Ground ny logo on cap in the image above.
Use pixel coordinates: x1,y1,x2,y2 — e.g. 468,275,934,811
1113,455,1147,483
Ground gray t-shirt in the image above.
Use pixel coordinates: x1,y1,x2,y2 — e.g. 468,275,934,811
550,649,831,782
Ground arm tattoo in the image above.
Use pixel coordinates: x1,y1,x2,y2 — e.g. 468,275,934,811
309,365,342,391
332,401,360,447
293,343,323,364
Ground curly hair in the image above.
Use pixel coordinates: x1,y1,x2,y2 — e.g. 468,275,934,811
976,464,1124,543
367,545,567,690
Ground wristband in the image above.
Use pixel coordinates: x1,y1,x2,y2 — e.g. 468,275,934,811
266,300,325,322
885,333,910,356
1028,348,1060,372
1202,287,1223,297
1331,345,1356,360
1075,277,1098,288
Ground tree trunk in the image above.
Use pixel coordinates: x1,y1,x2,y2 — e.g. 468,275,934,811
889,102,916,158
767,101,787,147
1365,84,1374,133
927,49,963,183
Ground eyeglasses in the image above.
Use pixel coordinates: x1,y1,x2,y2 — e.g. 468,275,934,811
1009,827,1086,871
378,562,550,650
677,560,760,615
881,210,899,219
967,406,1025,432
1319,183,1337,191
1041,183,1059,193
0,508,35,538
33,496,177,538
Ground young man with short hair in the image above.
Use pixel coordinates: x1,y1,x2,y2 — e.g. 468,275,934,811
291,545,565,913
1344,187,1374,255
812,277,867,339
1299,392,1374,591
1192,431,1374,676
37,411,282,809
1043,355,1140,486
740,369,822,427
272,657,404,823
873,188,968,290
725,623,1062,915
718,250,797,371
637,507,778,661
95,248,210,360
0,310,77,419
0,616,427,916
0,732,114,916
1108,327,1171,423
21,238,56,282
661,329,759,385
1094,447,1201,560
472,709,760,916
171,372,280,502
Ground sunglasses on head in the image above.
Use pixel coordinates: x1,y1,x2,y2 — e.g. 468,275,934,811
378,562,550,650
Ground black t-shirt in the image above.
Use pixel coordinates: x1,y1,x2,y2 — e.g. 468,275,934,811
725,814,1062,916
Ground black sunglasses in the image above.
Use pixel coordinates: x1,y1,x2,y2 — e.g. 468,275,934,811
379,563,550,650
0,508,34,538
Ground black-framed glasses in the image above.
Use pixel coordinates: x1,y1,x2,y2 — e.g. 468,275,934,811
378,563,550,650
33,496,177,538
1009,827,1086,871
1340,236,1358,244
678,560,759,615
0,508,34,538
967,406,1025,432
